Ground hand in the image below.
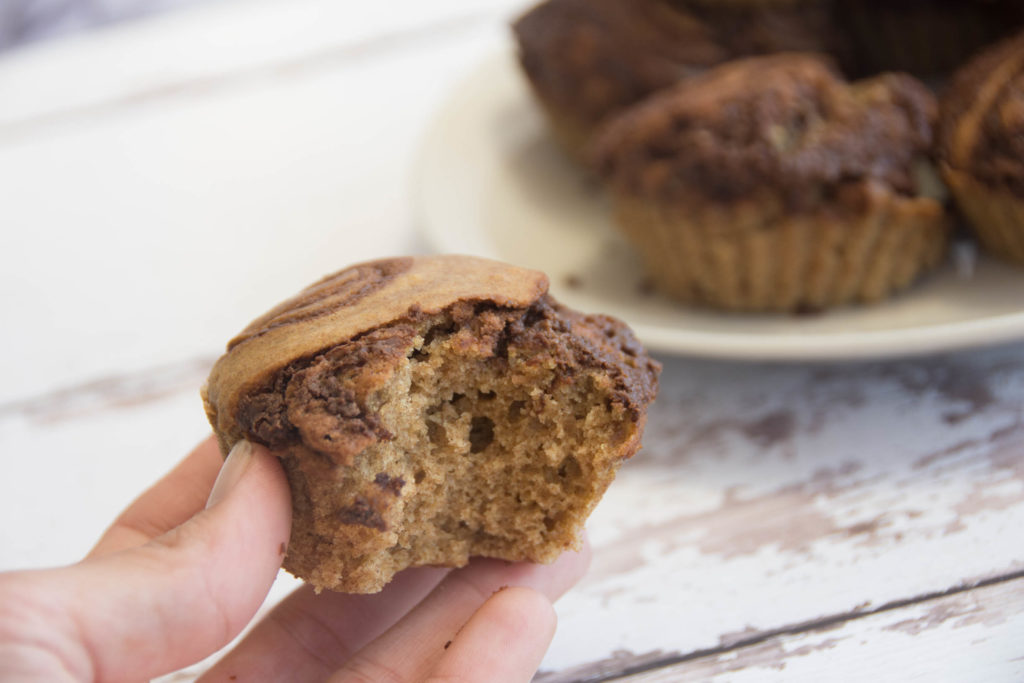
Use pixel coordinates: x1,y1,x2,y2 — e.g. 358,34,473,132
0,437,591,682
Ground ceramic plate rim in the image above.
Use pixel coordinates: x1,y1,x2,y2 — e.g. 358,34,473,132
414,50,1024,362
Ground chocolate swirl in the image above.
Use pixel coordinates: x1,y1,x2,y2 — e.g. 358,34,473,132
940,32,1024,194
227,258,413,351
513,0,835,128
592,54,937,210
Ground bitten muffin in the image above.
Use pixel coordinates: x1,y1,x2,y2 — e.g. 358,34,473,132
512,0,838,160
939,31,1024,266
202,255,660,593
591,54,950,312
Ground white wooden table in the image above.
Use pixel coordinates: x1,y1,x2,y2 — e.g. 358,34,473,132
2,1,1023,680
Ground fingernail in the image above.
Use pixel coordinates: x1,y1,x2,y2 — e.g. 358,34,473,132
206,440,255,509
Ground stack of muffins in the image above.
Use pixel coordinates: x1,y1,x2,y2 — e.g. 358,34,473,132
513,0,1024,312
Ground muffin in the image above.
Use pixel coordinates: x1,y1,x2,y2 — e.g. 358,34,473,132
512,0,839,160
591,54,950,311
512,0,720,160
939,32,1024,266
835,0,1024,79
202,255,660,593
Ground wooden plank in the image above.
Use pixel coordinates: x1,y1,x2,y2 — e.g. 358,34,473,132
0,23,509,402
537,345,1024,675
4,344,1024,679
0,379,215,568
0,0,522,132
612,575,1024,682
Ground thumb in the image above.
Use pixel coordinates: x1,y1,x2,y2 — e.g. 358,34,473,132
0,441,291,683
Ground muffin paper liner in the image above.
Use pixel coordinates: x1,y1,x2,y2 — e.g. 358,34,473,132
611,186,950,311
945,167,1024,267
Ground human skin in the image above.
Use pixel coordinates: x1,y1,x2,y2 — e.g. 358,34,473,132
0,437,590,682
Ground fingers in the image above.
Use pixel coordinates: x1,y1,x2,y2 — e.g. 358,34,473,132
88,436,224,557
0,441,291,683
426,587,557,683
199,565,450,682
329,537,591,683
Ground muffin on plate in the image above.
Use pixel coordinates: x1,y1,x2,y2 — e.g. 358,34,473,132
939,31,1024,266
591,54,950,312
512,0,838,160
202,255,659,593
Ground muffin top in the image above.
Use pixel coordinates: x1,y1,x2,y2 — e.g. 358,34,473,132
939,31,1024,194
513,0,721,126
591,54,937,210
203,256,548,450
513,0,837,128
203,255,660,459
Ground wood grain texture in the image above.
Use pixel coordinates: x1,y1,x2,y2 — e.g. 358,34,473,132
539,345,1024,676
620,575,1024,682
0,18,507,403
6,343,1023,680
0,0,522,135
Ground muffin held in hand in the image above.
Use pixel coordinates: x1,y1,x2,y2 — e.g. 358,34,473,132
512,0,837,160
202,255,660,593
939,32,1024,266
591,54,950,312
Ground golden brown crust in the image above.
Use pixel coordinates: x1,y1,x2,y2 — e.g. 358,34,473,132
512,0,840,152
203,255,549,456
513,0,721,130
591,54,937,211
227,258,415,351
513,0,1024,161
226,294,659,466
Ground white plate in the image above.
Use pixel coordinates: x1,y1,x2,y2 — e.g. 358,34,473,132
414,50,1024,361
